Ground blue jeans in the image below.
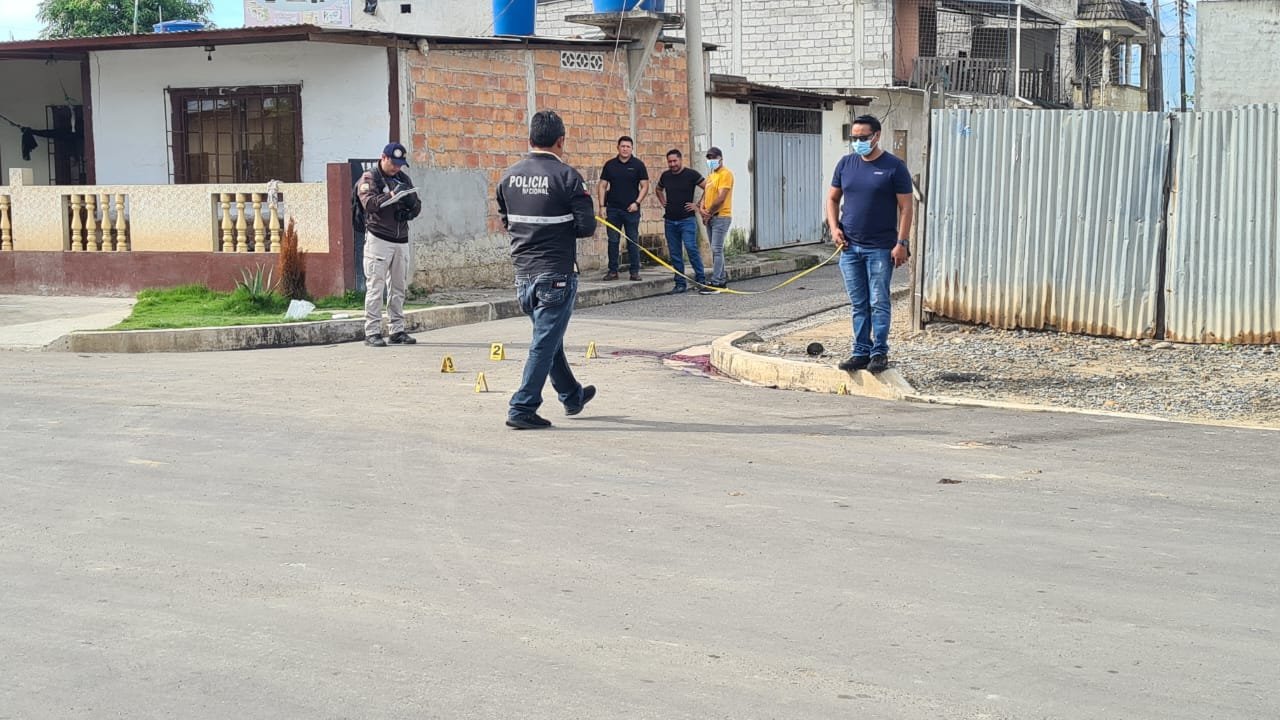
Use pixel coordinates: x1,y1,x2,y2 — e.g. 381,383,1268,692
706,215,731,285
663,217,704,288
509,273,589,418
606,207,641,275
838,245,894,358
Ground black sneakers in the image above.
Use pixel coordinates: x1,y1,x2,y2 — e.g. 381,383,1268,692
364,334,386,347
697,282,723,295
506,413,552,430
838,355,870,371
565,385,597,416
868,355,889,373
387,331,417,345
670,285,688,294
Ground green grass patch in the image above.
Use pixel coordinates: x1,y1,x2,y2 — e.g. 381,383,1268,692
312,289,366,309
726,228,750,258
113,284,435,330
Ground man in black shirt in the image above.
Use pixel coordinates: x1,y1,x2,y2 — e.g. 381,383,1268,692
654,148,707,294
496,110,598,430
597,135,649,281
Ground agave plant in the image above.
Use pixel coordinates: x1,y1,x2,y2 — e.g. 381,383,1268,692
236,265,276,302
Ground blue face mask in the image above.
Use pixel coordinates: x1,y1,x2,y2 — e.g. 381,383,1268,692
707,158,721,170
851,140,873,157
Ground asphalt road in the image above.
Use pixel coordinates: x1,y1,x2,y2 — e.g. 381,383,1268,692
1,272,1276,719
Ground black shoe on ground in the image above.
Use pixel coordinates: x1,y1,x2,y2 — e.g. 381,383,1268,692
506,413,552,430
868,355,889,373
697,284,719,295
602,271,619,281
387,331,417,345
838,355,870,371
565,385,596,416
364,333,387,347
629,273,642,281
670,285,688,294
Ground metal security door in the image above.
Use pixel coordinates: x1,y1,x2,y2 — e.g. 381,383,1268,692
755,106,823,249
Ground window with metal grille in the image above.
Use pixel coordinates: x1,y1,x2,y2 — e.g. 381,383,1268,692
168,85,302,184
755,106,821,135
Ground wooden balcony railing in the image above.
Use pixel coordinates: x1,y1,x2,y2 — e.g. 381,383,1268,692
911,56,1062,105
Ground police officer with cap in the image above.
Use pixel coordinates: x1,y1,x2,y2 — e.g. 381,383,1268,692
357,142,422,346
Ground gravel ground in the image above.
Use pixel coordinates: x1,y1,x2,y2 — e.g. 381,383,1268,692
754,295,1280,428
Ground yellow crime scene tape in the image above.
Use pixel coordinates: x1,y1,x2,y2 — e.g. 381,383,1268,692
595,215,841,296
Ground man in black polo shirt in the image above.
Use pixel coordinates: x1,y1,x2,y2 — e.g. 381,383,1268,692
654,148,706,294
597,135,649,281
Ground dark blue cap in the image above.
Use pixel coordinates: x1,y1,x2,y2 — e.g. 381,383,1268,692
383,142,409,166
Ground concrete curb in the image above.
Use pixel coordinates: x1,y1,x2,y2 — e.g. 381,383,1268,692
709,326,1280,431
56,253,824,353
903,393,1280,431
710,330,916,400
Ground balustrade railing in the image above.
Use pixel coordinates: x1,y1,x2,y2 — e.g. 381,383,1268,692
3,170,324,255
65,193,131,252
215,192,286,253
0,194,12,251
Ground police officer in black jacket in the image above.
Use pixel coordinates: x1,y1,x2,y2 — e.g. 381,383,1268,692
496,110,598,430
357,142,422,347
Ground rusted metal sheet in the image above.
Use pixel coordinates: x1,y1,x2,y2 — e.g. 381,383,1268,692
923,108,1169,339
1164,105,1280,344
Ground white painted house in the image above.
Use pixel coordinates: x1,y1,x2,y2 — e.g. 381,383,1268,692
0,26,395,187
1196,0,1280,110
536,0,1162,200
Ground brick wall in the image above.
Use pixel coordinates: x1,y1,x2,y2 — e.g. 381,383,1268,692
401,42,689,289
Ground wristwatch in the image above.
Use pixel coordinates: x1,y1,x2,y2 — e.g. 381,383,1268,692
896,239,910,247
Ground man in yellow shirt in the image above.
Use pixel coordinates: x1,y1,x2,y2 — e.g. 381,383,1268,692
698,146,734,293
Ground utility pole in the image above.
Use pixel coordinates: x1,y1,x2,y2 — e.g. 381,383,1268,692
685,0,710,172
1178,0,1188,112
1149,0,1164,110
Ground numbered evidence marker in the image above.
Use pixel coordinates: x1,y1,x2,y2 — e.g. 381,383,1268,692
474,372,489,393
585,341,598,359
441,356,456,373
489,343,505,361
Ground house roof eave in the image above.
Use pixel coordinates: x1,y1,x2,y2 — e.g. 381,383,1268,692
709,74,872,109
0,24,656,61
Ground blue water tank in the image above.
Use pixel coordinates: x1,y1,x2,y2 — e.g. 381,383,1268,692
153,20,206,33
493,0,536,36
592,0,643,12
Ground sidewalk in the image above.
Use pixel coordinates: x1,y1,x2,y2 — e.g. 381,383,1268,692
2,246,830,353
0,295,136,350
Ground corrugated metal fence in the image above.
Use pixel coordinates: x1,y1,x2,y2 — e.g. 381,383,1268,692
1165,107,1280,343
923,105,1280,343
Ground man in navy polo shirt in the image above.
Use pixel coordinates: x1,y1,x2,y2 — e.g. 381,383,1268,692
825,114,913,374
